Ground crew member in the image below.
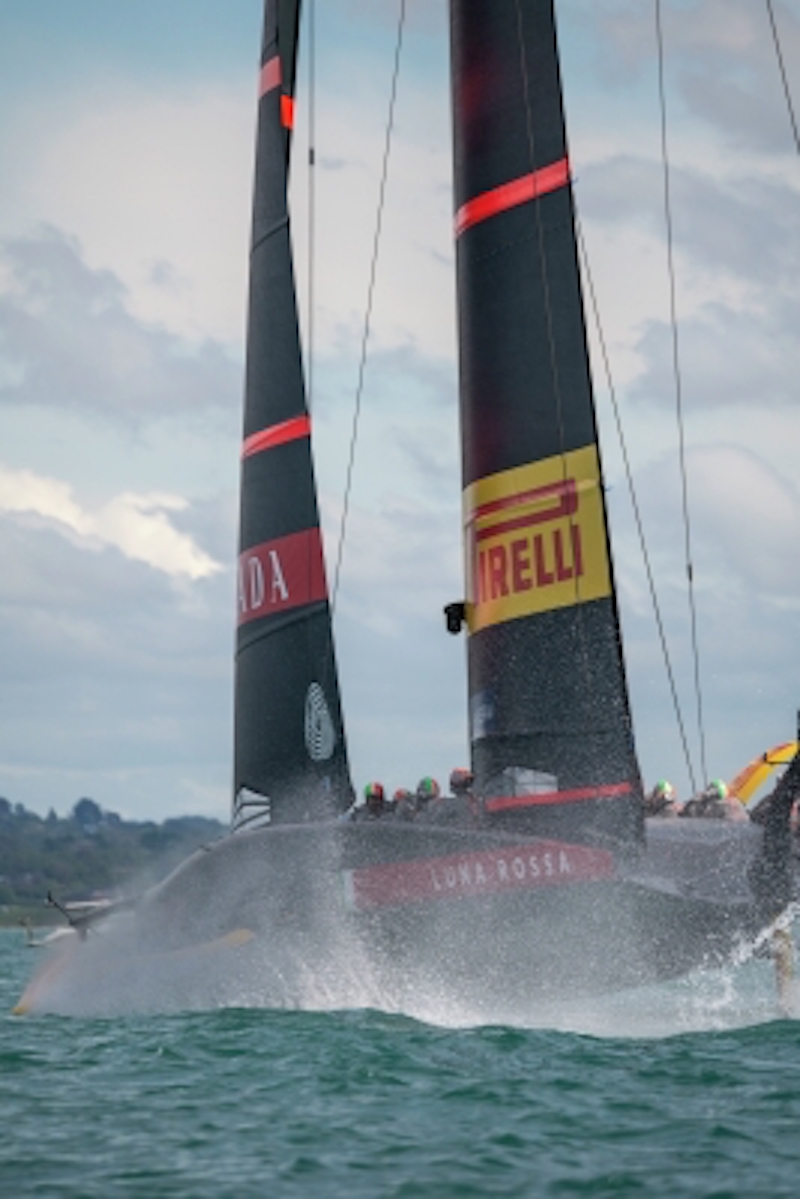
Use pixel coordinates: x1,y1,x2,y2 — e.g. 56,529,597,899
423,773,467,826
414,777,440,819
412,772,443,820
358,781,387,820
392,788,415,820
449,767,482,822
644,780,681,817
682,779,747,821
382,788,398,815
449,767,474,797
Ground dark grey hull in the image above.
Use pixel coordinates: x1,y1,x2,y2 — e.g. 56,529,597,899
17,815,786,1018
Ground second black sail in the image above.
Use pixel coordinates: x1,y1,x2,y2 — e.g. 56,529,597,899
234,0,352,824
449,0,642,850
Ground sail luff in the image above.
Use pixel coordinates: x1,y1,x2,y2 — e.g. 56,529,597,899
449,0,642,849
234,0,352,823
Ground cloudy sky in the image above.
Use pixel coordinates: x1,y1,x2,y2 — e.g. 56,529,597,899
0,0,798,822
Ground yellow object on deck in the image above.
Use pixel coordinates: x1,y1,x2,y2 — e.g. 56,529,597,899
728,742,799,803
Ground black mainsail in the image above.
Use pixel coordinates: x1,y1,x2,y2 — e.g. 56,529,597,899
234,0,352,823
450,0,642,849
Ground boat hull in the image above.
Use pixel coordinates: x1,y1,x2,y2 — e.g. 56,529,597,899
15,818,782,1018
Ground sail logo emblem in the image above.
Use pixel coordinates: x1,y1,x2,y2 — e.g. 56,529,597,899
238,528,328,626
305,683,336,762
463,445,612,631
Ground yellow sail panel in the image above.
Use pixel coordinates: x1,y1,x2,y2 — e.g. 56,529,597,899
463,445,612,633
728,741,799,802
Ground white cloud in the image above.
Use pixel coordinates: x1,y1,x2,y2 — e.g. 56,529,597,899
686,445,800,595
1,30,455,359
0,499,234,819
0,228,241,426
290,90,456,365
607,438,800,797
14,85,256,345
581,0,800,161
0,465,220,580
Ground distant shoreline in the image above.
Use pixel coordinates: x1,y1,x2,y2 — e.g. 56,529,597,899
1,799,225,912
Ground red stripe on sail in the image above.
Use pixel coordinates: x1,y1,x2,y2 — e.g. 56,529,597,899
242,415,310,460
485,782,633,814
342,839,615,912
259,56,282,97
474,478,576,521
455,156,571,237
474,480,578,542
238,528,327,626
280,95,295,130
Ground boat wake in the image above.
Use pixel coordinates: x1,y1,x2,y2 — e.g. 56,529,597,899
17,899,799,1039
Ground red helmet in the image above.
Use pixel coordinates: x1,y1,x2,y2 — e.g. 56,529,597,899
393,788,412,804
449,768,474,794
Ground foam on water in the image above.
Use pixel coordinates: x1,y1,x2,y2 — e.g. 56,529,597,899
16,902,800,1039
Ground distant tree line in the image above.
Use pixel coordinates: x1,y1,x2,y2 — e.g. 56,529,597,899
0,797,225,911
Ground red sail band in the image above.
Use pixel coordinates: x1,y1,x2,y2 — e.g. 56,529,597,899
485,782,633,814
281,95,295,130
259,57,295,128
238,528,327,626
242,415,310,460
259,56,281,97
455,156,571,237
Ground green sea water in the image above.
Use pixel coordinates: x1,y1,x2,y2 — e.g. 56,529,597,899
3,929,800,1197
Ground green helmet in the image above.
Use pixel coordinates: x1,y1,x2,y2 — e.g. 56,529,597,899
708,779,728,801
416,776,440,803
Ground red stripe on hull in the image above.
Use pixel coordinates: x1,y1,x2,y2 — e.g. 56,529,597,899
259,56,282,97
485,783,633,814
342,839,615,912
455,156,570,237
238,529,327,626
242,415,311,460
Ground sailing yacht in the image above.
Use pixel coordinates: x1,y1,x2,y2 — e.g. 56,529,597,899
16,0,799,1016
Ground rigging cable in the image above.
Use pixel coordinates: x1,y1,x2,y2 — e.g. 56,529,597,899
766,0,800,157
331,0,407,609
307,0,316,410
575,214,698,793
655,0,708,785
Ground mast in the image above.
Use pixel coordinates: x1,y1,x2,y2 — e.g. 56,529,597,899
449,0,642,849
234,0,352,823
